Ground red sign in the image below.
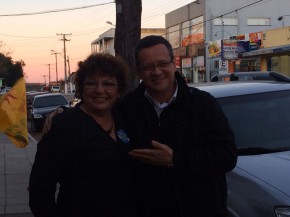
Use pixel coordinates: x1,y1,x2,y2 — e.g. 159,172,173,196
174,56,181,68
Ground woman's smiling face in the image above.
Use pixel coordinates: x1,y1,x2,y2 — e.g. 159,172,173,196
82,73,120,113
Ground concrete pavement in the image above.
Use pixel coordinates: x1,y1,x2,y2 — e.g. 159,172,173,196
0,92,75,217
0,132,37,216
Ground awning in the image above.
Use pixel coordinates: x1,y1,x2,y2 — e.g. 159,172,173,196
241,45,290,57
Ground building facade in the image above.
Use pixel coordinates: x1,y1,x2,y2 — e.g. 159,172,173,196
165,0,290,82
91,28,165,55
205,0,290,80
165,0,206,83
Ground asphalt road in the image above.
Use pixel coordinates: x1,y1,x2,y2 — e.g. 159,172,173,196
27,120,42,142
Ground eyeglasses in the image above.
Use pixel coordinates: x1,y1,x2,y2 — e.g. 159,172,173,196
138,60,172,73
83,80,118,90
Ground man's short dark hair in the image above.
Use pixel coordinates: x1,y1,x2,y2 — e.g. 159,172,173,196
134,35,174,67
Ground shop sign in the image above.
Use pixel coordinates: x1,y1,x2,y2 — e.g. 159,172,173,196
249,32,262,43
238,41,250,53
208,40,221,58
249,40,261,51
174,56,181,68
249,43,259,51
182,33,204,46
275,45,290,52
222,39,238,60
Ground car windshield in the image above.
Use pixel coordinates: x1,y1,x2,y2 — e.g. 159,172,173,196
217,90,290,155
34,95,67,108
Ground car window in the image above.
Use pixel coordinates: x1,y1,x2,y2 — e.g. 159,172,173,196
33,95,67,108
217,90,290,152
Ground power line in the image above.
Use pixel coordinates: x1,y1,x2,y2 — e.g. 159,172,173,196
0,33,54,39
164,0,265,36
0,26,108,39
0,1,114,17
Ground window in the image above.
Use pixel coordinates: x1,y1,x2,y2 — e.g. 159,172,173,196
218,90,290,149
214,17,238,26
214,60,219,69
181,16,204,46
167,25,180,49
247,18,271,26
34,95,67,108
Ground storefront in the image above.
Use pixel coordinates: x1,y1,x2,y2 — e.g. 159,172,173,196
193,56,206,82
182,57,192,83
207,27,290,77
240,45,290,76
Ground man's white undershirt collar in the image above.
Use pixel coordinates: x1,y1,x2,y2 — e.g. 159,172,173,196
144,81,178,117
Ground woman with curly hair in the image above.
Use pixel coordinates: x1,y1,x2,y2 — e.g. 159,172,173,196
29,53,137,217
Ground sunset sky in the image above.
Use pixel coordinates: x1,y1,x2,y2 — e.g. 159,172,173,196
0,0,196,84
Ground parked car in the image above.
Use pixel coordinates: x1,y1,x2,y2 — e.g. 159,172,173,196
50,85,60,93
26,91,49,119
30,93,70,131
188,81,290,217
210,71,290,82
0,86,11,95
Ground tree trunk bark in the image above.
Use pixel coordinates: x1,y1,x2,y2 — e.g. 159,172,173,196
114,0,142,90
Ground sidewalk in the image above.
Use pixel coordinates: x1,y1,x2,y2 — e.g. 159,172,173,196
0,132,37,216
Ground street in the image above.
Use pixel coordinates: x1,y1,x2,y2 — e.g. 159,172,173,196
27,120,42,143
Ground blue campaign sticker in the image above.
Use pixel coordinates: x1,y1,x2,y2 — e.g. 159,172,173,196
117,130,130,144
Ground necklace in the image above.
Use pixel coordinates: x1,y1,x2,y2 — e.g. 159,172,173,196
80,105,114,134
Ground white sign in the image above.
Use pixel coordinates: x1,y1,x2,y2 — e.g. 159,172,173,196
219,60,228,74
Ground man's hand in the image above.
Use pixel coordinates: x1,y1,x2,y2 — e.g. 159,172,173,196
128,140,173,167
41,107,64,135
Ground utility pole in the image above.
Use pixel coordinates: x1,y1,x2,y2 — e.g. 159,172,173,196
67,56,71,77
46,64,51,86
42,74,48,86
114,0,142,90
57,33,71,94
50,50,60,86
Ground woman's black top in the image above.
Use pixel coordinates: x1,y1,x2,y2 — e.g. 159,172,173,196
29,107,137,217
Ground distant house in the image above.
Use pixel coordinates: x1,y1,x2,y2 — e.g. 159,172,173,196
91,28,165,54
26,83,44,92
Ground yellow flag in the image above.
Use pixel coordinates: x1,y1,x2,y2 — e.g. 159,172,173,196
0,77,28,148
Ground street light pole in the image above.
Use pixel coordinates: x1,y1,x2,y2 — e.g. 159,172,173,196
106,21,116,26
278,15,290,27
45,64,51,86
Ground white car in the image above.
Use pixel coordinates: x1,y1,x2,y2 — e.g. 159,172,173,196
0,86,11,95
50,86,60,92
189,81,290,217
